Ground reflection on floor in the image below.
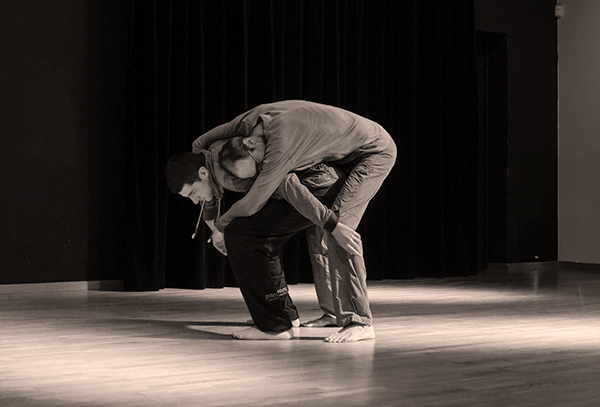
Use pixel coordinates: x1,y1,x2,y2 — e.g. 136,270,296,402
1,263,599,407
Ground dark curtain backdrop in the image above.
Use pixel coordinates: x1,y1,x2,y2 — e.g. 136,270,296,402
119,0,477,291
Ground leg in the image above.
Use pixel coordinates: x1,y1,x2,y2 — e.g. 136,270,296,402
324,237,375,342
302,225,336,327
268,255,299,323
225,199,313,339
326,132,397,342
247,255,300,327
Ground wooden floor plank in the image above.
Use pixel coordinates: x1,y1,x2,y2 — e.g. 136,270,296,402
1,266,599,406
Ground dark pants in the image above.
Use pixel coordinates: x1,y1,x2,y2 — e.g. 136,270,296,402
225,199,316,333
268,255,299,323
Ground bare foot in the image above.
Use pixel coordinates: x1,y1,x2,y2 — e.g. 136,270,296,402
302,314,337,327
233,327,294,340
246,319,300,327
324,323,375,343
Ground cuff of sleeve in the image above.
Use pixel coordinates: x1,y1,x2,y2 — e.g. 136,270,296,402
323,211,339,232
202,199,218,221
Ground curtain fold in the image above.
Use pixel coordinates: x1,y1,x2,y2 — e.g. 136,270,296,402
119,0,477,290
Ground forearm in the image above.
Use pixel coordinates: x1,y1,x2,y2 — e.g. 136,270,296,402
205,219,228,255
192,121,246,152
204,219,219,233
276,174,339,232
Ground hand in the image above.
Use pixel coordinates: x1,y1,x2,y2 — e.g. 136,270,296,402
210,230,228,256
330,222,363,256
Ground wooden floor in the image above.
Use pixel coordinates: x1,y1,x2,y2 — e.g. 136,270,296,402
1,264,599,407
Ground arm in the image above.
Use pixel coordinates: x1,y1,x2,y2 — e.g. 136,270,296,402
214,153,294,231
276,173,362,256
192,122,244,152
204,219,227,255
192,109,255,152
274,173,339,232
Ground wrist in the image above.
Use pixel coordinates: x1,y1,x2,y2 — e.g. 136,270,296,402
204,219,219,232
323,211,339,232
215,219,226,233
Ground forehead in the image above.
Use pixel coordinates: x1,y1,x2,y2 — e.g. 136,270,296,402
179,180,201,197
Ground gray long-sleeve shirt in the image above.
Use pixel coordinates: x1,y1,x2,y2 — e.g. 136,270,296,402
193,100,390,231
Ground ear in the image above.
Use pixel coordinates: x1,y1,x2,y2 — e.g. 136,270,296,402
197,166,209,180
242,137,255,150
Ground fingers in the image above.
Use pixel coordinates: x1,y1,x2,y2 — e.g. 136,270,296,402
331,223,363,256
210,237,228,255
214,241,228,256
343,238,360,256
349,235,363,256
349,242,362,256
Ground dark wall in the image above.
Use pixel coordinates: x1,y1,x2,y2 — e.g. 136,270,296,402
475,0,558,262
0,0,558,285
85,0,131,282
0,0,130,284
0,0,89,284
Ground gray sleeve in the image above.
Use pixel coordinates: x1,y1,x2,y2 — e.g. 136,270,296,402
275,173,339,232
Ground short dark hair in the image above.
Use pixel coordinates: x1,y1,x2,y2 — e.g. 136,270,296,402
165,152,206,193
218,136,251,177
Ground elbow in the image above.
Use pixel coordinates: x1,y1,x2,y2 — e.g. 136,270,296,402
191,141,202,153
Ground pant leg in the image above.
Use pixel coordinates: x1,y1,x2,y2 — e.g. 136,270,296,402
306,225,335,318
268,254,299,321
330,131,397,326
225,199,313,333
328,233,372,326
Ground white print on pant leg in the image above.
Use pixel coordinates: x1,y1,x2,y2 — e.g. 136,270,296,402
265,286,289,302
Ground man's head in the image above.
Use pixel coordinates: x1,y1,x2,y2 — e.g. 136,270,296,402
165,152,214,204
218,136,264,179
